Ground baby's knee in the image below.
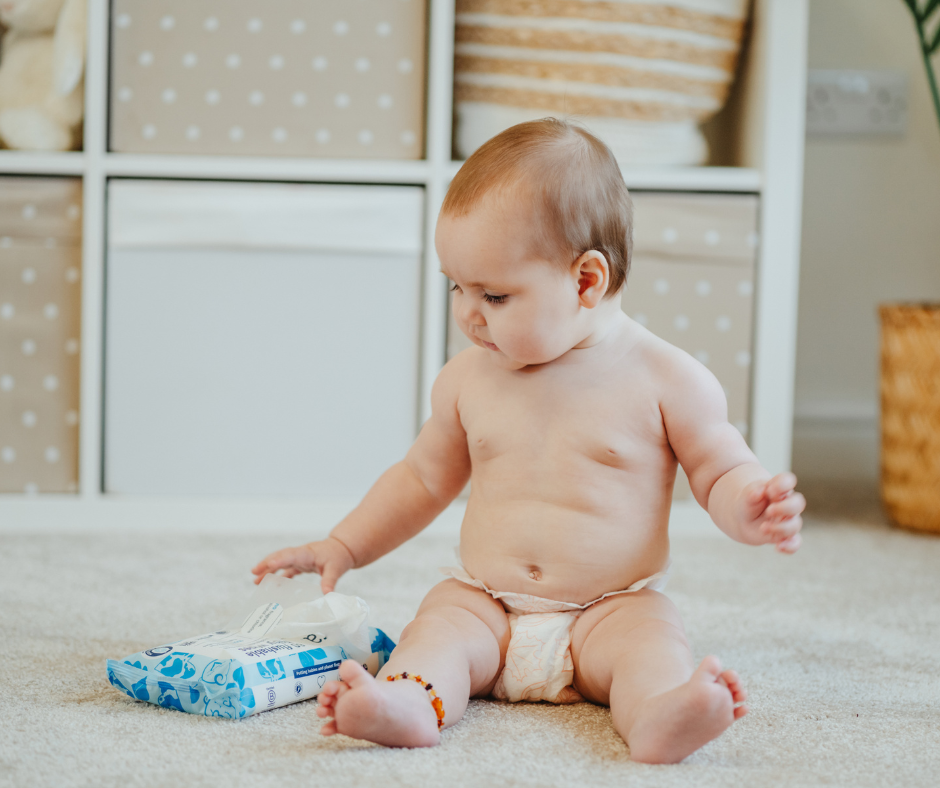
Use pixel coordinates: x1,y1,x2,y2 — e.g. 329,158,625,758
400,608,461,640
416,581,511,644
626,616,690,650
402,605,495,641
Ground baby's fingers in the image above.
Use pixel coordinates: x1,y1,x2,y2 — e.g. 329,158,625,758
761,515,802,541
320,560,346,595
766,472,798,502
251,552,290,578
764,492,806,522
742,479,768,509
775,532,802,554
251,545,315,580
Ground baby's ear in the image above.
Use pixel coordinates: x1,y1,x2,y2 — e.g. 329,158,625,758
573,251,610,308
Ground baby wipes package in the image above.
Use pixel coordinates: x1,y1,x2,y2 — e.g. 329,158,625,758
106,575,395,719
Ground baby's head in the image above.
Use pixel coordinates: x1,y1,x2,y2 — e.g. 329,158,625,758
436,118,633,370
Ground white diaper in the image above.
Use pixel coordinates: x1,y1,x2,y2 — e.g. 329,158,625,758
439,564,669,704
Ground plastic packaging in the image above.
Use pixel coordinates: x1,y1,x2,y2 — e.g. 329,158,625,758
105,575,395,718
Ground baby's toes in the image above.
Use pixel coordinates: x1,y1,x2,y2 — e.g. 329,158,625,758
322,679,348,698
695,655,723,682
720,670,747,704
320,720,338,736
733,704,749,720
316,681,346,712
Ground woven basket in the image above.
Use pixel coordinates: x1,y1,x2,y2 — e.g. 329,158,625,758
880,304,940,534
453,0,749,164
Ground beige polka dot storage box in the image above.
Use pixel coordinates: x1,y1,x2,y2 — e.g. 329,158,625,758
623,192,757,496
109,1,427,158
454,0,749,164
0,177,82,494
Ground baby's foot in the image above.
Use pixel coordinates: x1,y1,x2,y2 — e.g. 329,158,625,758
627,656,747,764
316,661,441,748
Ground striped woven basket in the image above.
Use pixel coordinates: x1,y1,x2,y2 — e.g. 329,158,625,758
454,0,750,165
880,304,940,534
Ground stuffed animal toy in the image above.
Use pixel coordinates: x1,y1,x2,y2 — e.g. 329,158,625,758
0,0,85,151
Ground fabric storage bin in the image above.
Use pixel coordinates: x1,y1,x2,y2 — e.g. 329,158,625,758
109,0,427,159
453,0,749,164
445,191,758,499
625,192,757,434
0,177,82,494
624,192,757,498
105,180,423,496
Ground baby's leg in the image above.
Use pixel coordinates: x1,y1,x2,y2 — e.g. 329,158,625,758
571,590,747,764
317,579,509,747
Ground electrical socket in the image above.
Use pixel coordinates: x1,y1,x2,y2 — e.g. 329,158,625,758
806,69,908,136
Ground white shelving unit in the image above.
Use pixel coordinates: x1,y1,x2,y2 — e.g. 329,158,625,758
0,0,808,532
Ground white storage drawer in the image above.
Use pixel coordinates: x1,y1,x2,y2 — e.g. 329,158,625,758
105,180,424,496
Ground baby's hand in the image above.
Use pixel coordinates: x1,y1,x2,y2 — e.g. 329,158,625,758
251,537,356,593
737,472,805,553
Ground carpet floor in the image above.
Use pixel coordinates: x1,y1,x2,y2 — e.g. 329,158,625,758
1,490,939,787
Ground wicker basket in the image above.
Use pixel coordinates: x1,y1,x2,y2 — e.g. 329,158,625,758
453,0,750,164
880,304,940,534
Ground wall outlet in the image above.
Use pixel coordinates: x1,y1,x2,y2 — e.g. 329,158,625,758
806,69,908,136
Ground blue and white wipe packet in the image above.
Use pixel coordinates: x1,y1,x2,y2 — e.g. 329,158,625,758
106,575,395,719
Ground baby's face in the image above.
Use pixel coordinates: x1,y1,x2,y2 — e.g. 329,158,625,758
436,196,584,370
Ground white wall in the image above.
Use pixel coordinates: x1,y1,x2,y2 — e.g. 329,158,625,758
793,0,940,481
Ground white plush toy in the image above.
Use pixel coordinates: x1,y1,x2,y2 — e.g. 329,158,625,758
0,0,85,151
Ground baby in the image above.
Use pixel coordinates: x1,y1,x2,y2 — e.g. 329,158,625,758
252,119,805,764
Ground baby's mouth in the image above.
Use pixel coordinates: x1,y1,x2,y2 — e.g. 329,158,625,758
480,339,499,351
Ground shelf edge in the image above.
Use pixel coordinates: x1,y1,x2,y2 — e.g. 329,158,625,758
0,151,86,175
104,154,432,184
446,161,762,193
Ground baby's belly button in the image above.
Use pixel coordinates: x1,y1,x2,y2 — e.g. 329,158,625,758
526,566,543,582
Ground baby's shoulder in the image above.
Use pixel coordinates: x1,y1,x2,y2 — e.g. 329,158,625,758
442,345,489,377
620,322,724,403
431,346,488,395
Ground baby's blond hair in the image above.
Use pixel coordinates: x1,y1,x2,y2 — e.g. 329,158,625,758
442,118,633,296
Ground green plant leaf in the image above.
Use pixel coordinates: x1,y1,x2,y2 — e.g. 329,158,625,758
929,23,940,53
922,0,940,21
902,0,940,132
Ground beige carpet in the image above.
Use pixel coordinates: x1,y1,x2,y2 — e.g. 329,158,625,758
1,489,939,787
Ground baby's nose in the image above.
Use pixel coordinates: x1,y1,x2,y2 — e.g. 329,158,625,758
464,307,486,326
456,298,485,326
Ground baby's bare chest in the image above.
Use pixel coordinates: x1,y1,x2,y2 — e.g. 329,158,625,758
459,367,668,469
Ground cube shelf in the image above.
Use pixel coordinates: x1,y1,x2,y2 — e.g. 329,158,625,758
0,0,808,535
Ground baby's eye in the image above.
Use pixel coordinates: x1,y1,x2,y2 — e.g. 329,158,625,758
483,293,507,304
449,283,460,293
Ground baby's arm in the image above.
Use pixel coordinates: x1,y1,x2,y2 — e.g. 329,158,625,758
659,350,805,553
252,355,472,590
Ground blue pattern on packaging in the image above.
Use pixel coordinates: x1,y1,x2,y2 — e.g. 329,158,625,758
107,626,394,719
